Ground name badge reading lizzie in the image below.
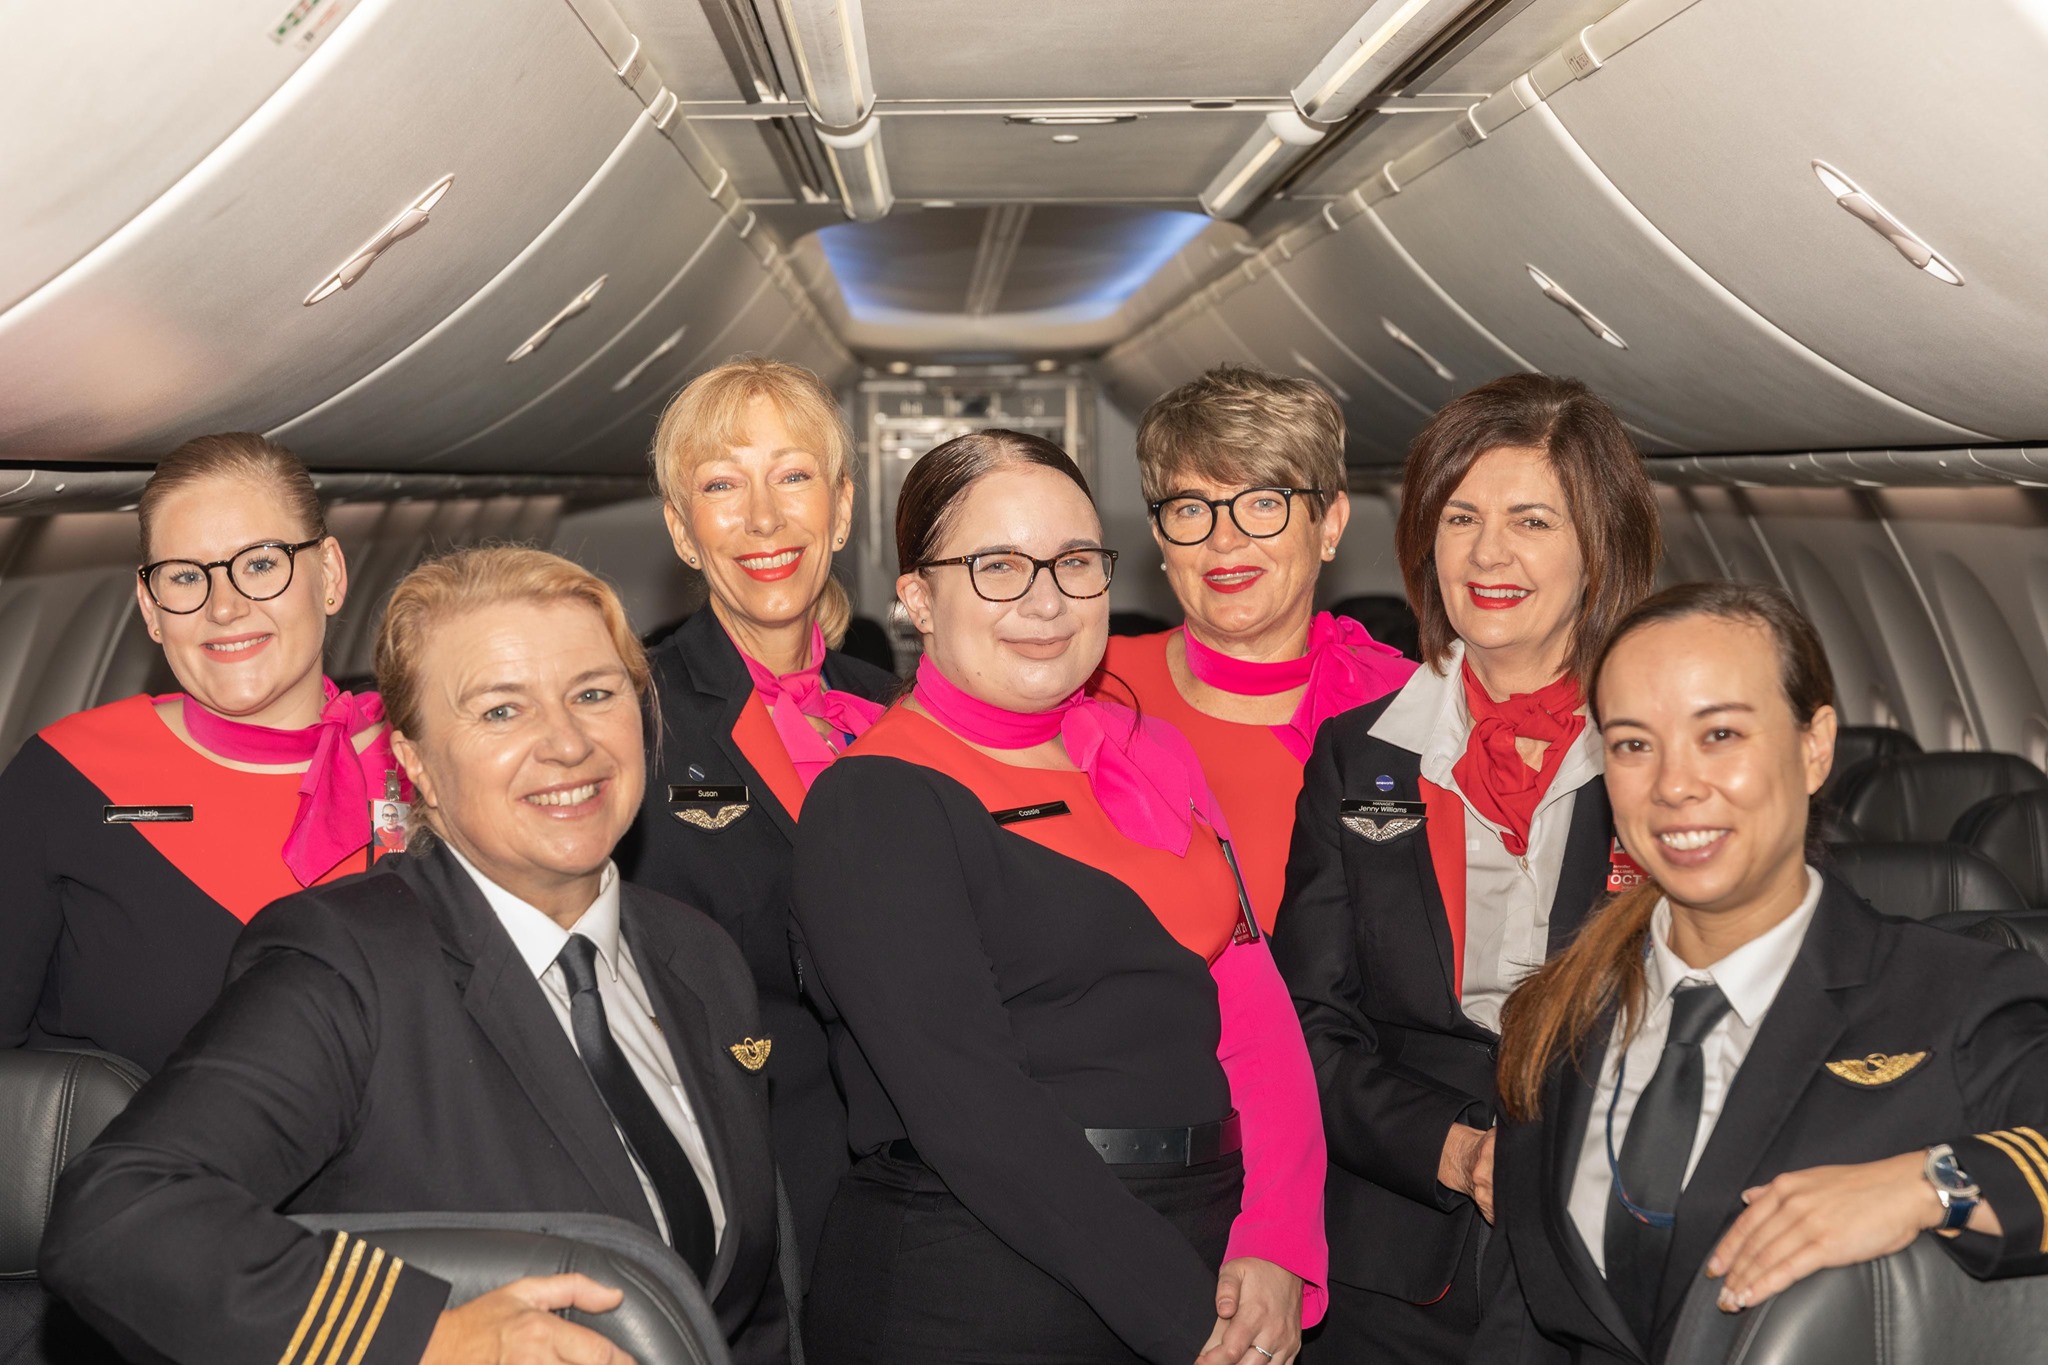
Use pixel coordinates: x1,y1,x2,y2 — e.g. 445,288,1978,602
1340,798,1425,843
991,800,1071,826
104,804,194,824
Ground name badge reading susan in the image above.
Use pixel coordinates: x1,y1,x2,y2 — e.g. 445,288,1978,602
1340,798,1424,844
104,804,194,824
670,784,750,831
991,800,1071,826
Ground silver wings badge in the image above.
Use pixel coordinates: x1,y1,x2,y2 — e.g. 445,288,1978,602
1342,814,1423,842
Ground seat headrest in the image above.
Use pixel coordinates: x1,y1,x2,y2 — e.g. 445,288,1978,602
1930,910,2048,966
1820,725,1921,803
1953,790,2048,907
1837,752,2048,843
1827,842,2027,919
291,1212,731,1365
0,1050,145,1277
1665,1233,2048,1365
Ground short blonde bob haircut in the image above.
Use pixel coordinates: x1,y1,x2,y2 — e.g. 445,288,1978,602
650,356,855,644
1135,364,1347,512
375,547,651,842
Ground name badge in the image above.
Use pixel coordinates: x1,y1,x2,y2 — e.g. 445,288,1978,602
669,784,750,804
1608,838,1650,893
104,804,194,824
1340,798,1425,843
371,799,412,855
991,800,1071,826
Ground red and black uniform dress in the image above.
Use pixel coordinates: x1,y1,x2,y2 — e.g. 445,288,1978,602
791,706,1249,1365
0,695,396,1072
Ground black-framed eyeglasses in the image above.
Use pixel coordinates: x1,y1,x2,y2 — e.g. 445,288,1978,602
1148,487,1326,546
918,548,1118,603
139,538,324,615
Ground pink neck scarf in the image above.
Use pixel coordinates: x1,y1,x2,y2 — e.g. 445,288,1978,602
1182,611,1417,762
912,655,1225,854
738,623,885,789
177,678,391,886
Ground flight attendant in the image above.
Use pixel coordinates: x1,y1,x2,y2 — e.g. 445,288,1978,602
618,357,896,1271
1093,365,1414,931
792,429,1327,1365
1271,375,1661,1363
1480,581,2048,1364
0,432,400,1073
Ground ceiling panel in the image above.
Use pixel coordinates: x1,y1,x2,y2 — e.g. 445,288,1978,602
883,112,1267,202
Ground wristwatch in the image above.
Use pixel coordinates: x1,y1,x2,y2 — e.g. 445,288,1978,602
1925,1144,1982,1232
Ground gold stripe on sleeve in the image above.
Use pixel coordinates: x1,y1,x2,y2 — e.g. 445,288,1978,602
322,1247,384,1365
277,1232,350,1365
300,1237,366,1365
2008,1126,2048,1179
344,1257,406,1365
1975,1131,2048,1252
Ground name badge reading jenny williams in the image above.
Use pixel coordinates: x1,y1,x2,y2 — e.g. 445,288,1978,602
104,804,194,824
991,800,1072,826
1340,798,1425,843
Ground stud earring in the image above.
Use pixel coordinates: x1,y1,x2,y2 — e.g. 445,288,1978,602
326,596,336,607
1322,547,1336,561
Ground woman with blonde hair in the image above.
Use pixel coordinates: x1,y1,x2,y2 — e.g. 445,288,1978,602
618,356,896,1271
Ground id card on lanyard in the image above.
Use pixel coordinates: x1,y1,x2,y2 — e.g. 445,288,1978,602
369,770,409,866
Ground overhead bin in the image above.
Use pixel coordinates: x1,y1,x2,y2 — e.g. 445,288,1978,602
1371,103,1976,452
1152,312,1245,389
1545,0,2048,439
0,0,644,461
271,115,723,466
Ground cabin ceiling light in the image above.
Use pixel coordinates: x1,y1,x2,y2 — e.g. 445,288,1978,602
1200,0,1472,219
775,0,894,219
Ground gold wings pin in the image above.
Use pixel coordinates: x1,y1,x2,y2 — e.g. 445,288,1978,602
675,804,748,831
728,1037,772,1072
1824,1051,1930,1087
1342,813,1422,843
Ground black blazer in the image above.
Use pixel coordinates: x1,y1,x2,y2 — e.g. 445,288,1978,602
40,843,788,1365
617,608,896,1273
1270,692,1613,1302
1478,878,2048,1365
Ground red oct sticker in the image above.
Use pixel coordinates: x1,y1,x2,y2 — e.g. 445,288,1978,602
1608,839,1649,893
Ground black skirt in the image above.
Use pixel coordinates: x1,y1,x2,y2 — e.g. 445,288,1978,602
805,1149,1243,1365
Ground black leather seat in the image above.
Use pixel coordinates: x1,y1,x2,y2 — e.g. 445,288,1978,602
1952,790,2048,909
0,1049,144,1364
1820,725,1921,806
291,1212,733,1365
1836,753,2048,844
1827,843,2028,919
1664,1234,2048,1365
1929,910,2048,965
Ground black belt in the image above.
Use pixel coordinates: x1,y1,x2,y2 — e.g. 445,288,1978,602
888,1112,1241,1168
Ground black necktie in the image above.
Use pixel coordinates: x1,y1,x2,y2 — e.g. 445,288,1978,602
1604,980,1732,1346
555,934,717,1279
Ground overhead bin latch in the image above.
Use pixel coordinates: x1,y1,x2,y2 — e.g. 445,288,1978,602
507,276,608,362
302,174,455,307
1525,265,1628,349
1811,161,1964,286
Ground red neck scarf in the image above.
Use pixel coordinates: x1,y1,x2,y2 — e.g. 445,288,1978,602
175,678,394,886
1451,661,1585,856
1180,611,1417,761
737,623,884,790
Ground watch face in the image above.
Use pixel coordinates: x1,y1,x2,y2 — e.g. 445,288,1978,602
1930,1149,1977,1195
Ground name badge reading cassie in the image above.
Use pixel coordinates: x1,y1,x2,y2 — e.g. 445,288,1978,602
990,800,1071,826
1339,798,1425,843
104,804,194,824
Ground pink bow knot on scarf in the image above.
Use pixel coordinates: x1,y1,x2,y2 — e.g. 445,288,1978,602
740,623,885,789
1181,611,1416,761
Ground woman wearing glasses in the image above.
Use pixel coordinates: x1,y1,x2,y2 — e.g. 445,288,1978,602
792,430,1326,1364
1093,366,1413,933
0,433,397,1072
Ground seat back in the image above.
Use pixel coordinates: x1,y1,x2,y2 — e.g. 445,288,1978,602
292,1212,731,1365
1837,753,2048,844
1827,843,2027,919
1952,790,2048,908
0,1050,144,1364
1929,910,2048,965
1664,1235,2048,1365
1820,725,1921,806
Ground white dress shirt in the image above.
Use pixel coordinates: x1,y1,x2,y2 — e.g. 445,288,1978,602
448,847,726,1247
1370,640,1605,1032
1567,867,1824,1272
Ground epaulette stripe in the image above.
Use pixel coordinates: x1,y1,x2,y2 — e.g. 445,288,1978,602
278,1232,349,1365
322,1247,384,1365
344,1257,404,1365
301,1236,367,1365
1975,1132,2048,1251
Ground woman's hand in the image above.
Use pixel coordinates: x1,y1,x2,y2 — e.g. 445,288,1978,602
1706,1152,1998,1312
420,1274,637,1364
1195,1257,1303,1365
1438,1123,1497,1222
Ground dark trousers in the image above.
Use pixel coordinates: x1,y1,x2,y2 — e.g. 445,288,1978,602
806,1149,1242,1365
1302,1220,1488,1365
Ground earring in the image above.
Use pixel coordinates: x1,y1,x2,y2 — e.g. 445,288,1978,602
1159,561,1168,572
1321,547,1336,561
326,596,336,607
687,556,698,567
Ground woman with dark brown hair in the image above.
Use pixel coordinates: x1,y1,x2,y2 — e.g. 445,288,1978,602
1479,581,2048,1364
1269,374,1660,1363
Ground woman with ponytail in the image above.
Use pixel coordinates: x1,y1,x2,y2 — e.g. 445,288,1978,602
791,430,1326,1364
1270,375,1660,1364
618,357,895,1274
1482,581,2048,1363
